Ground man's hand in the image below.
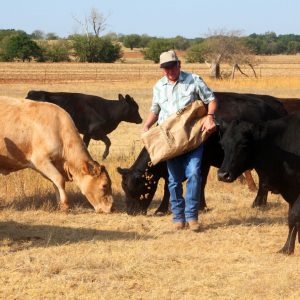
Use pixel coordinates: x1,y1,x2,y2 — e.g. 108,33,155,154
201,114,216,134
141,112,158,134
141,125,150,133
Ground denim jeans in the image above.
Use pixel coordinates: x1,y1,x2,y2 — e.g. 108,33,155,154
166,145,203,223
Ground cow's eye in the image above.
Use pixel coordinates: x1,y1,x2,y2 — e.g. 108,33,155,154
133,176,141,184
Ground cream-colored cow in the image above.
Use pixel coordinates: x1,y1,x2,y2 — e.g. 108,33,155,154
0,96,114,213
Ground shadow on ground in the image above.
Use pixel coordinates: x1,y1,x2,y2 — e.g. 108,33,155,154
0,219,154,252
0,191,127,213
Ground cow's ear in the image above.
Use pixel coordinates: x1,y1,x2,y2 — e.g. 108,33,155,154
124,94,132,102
117,167,130,176
92,161,105,176
82,161,92,175
118,94,125,101
82,161,103,176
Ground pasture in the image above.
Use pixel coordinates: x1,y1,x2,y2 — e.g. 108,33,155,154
1,58,300,299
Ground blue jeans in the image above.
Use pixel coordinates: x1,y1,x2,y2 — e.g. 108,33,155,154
166,145,203,223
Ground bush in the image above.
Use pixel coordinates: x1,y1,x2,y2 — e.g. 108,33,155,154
0,31,42,61
143,39,172,63
185,42,206,63
72,35,122,62
123,34,141,50
39,40,71,62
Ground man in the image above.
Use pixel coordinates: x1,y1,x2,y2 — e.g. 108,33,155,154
142,50,217,231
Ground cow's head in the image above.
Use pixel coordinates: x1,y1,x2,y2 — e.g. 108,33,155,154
117,166,158,215
218,121,257,183
77,161,114,213
26,90,47,101
118,94,143,124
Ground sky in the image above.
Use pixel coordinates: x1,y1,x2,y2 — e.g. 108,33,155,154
0,0,299,38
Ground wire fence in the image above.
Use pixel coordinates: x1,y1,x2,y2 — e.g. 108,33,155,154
1,61,300,83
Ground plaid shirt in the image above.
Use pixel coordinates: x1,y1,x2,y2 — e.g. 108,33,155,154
150,71,215,124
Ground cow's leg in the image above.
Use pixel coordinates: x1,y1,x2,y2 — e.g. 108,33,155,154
237,171,257,191
199,162,210,211
83,135,91,148
155,179,170,215
52,184,68,211
100,135,111,160
252,177,268,207
278,199,300,255
244,170,257,191
93,132,111,160
33,159,69,211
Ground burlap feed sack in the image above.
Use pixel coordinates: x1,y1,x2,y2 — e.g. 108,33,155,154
141,100,208,165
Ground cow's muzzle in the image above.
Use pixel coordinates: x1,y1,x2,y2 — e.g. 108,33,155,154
217,170,235,182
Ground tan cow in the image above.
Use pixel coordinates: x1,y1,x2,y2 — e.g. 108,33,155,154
0,96,114,213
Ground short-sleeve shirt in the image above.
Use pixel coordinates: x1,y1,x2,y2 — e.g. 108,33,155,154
150,71,215,124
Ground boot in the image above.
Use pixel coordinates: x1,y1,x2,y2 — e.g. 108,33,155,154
173,221,185,230
188,220,201,232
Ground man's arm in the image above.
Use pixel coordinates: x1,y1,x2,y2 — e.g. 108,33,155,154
201,99,217,132
207,98,217,115
142,111,158,132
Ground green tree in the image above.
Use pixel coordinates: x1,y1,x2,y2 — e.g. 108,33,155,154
0,32,42,61
39,40,71,62
31,30,45,40
72,35,122,62
104,32,121,42
123,34,141,50
139,34,152,48
287,41,300,54
71,7,121,62
143,39,172,63
170,35,191,50
46,32,59,40
0,29,24,43
186,31,256,79
185,42,206,63
244,32,293,55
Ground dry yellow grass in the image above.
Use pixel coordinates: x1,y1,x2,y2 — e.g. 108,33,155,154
0,58,300,299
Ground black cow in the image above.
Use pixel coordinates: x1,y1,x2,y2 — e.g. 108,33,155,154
117,92,289,215
26,90,143,160
118,147,169,215
217,113,300,254
117,132,223,215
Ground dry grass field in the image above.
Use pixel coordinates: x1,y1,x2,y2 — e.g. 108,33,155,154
1,57,300,299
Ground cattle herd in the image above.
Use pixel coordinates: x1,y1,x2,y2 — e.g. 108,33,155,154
1,90,300,254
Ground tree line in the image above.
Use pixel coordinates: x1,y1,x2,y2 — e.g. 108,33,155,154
1,29,300,62
1,28,300,79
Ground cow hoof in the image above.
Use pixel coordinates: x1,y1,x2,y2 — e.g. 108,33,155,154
252,202,267,208
277,247,294,255
154,210,169,216
199,207,211,213
102,152,109,160
60,204,70,213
